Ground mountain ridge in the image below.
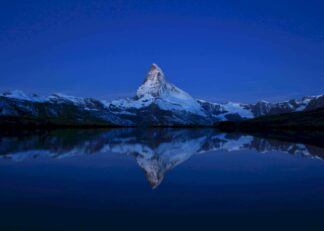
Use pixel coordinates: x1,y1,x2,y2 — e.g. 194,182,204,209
1,64,323,127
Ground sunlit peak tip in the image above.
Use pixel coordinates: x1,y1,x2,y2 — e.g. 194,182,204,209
150,63,163,71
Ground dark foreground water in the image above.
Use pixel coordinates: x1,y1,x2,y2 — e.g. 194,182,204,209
0,128,324,231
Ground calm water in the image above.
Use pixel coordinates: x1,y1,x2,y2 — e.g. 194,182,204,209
1,128,324,231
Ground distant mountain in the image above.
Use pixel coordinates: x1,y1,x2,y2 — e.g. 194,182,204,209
219,107,324,131
0,91,129,126
0,64,323,127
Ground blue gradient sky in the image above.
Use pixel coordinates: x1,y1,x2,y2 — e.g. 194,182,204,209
0,0,323,103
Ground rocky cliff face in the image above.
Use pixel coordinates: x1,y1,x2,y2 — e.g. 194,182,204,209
0,64,323,126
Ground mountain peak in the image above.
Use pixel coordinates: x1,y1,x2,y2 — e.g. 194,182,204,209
132,64,206,115
151,63,161,70
136,63,167,98
146,63,165,82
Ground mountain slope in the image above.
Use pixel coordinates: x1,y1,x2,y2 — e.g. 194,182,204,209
0,92,131,126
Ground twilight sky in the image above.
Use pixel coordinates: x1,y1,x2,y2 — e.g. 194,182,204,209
0,0,323,103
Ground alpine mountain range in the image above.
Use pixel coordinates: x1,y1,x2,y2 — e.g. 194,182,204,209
1,64,323,127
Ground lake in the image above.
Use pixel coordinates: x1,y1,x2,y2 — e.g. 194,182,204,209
0,128,324,231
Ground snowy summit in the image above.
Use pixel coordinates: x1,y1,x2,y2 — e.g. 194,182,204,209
112,63,205,115
136,63,167,98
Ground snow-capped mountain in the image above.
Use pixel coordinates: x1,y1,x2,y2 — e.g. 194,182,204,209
0,63,323,126
0,90,131,126
135,63,204,115
105,64,210,125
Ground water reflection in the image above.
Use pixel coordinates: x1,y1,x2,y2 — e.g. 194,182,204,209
1,128,323,188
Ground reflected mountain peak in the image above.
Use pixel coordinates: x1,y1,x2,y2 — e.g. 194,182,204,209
136,155,165,189
1,128,324,188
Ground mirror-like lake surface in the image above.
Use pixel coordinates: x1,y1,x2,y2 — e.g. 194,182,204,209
1,128,324,231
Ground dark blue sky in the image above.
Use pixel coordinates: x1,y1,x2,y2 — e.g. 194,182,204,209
0,0,323,103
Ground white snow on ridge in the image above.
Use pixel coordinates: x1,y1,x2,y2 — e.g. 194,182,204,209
111,95,153,109
293,96,318,111
1,90,88,105
197,99,254,119
1,90,47,102
48,93,87,105
222,102,254,118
